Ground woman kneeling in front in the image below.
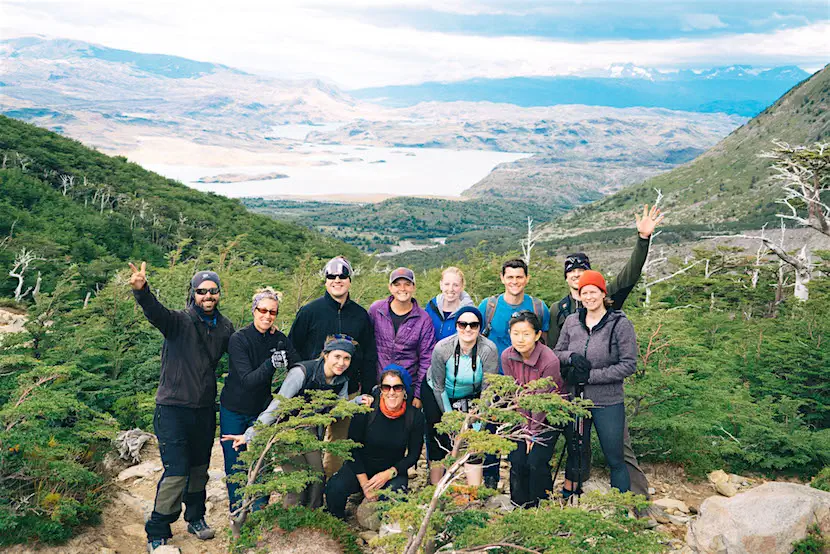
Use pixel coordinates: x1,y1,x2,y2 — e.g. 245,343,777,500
326,367,425,518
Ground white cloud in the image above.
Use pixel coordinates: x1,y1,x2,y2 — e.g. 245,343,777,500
1,0,828,88
681,13,728,31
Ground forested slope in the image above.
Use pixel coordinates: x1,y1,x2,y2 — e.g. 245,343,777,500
0,115,360,299
0,117,827,550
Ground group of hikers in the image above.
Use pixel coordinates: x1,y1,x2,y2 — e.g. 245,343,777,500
129,204,664,552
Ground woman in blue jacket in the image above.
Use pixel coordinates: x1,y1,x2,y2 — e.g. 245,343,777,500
425,267,475,341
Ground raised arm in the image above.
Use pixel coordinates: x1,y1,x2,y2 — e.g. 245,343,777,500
129,261,177,337
609,204,664,308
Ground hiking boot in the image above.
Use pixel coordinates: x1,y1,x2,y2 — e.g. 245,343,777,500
146,538,167,552
187,517,216,540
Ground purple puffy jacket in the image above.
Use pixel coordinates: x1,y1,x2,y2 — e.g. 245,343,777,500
368,296,436,399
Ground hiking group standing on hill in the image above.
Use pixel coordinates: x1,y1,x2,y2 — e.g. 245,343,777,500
129,204,663,552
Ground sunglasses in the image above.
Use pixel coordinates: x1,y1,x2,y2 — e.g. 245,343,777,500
511,310,535,318
195,287,220,295
380,383,405,393
255,307,278,316
456,320,481,330
332,333,355,342
326,273,350,280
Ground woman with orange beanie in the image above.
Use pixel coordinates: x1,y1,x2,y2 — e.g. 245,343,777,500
553,270,638,495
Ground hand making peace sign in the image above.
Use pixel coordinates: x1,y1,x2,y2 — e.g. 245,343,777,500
128,261,147,290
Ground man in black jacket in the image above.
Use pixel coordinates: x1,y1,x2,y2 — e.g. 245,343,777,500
288,256,378,476
551,204,663,503
130,262,234,552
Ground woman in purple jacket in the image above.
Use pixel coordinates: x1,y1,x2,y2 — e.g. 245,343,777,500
501,310,566,508
368,267,436,409
554,270,638,495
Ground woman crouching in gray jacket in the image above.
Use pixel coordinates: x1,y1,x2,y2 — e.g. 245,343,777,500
554,270,638,494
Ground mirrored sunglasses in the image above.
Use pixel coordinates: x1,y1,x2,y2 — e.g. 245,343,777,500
195,287,220,295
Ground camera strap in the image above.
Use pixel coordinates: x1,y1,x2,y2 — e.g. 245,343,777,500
451,340,479,400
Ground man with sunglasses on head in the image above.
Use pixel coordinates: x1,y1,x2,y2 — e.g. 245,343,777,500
129,262,235,552
289,256,378,477
549,204,664,512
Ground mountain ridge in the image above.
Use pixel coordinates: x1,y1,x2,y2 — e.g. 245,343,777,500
543,64,830,238
350,66,812,116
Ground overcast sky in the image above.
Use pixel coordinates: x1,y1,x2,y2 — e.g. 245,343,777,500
2,0,828,88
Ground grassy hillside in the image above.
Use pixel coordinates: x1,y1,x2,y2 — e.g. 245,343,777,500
243,196,564,253
549,65,830,236
0,115,359,298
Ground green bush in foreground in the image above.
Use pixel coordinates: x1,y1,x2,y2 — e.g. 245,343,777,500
810,467,830,492
231,505,362,554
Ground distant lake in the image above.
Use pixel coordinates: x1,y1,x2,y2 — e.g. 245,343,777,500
145,145,528,198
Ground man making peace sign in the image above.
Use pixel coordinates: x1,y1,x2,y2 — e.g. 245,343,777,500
129,262,235,552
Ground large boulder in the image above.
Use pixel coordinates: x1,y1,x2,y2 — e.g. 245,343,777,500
686,482,830,553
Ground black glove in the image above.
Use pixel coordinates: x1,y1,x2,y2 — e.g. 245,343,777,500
566,354,592,385
560,365,572,384
270,342,289,370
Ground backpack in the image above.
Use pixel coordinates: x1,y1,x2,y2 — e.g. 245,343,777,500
481,294,546,338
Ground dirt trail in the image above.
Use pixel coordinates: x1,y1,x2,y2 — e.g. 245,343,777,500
4,430,749,554
0,306,27,334
7,439,234,554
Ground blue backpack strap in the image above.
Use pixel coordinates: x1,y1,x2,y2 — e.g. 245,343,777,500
482,295,499,337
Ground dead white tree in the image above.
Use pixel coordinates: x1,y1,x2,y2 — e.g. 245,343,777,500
59,174,74,196
762,141,830,237
9,248,44,302
1,152,8,169
520,217,539,265
704,222,812,302
15,152,31,172
1,219,17,252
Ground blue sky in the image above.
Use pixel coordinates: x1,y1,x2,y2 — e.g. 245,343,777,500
2,0,828,88
335,1,828,41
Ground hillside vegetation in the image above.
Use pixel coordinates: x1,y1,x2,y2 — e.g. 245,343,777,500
0,115,358,299
548,65,830,236
243,196,564,253
0,114,828,550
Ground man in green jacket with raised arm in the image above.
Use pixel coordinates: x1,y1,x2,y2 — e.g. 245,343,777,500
549,204,663,502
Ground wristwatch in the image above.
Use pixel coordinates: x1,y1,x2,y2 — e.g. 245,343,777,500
388,466,398,479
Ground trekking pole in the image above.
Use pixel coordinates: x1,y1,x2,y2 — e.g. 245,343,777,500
574,383,586,503
551,436,568,488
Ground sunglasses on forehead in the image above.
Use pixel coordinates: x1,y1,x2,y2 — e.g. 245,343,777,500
332,333,355,342
456,320,480,330
255,307,278,316
326,272,350,280
194,287,220,295
380,383,405,392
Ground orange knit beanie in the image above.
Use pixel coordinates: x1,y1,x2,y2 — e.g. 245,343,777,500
577,270,607,294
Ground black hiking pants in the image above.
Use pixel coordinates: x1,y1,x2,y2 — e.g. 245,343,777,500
145,404,215,541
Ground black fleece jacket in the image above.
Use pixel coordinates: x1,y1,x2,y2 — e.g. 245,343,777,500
220,323,300,415
289,292,378,394
346,403,425,478
133,283,234,409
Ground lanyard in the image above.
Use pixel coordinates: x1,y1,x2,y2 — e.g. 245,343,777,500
450,340,479,399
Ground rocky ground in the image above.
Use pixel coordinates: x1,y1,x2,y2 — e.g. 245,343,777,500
7,431,810,554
